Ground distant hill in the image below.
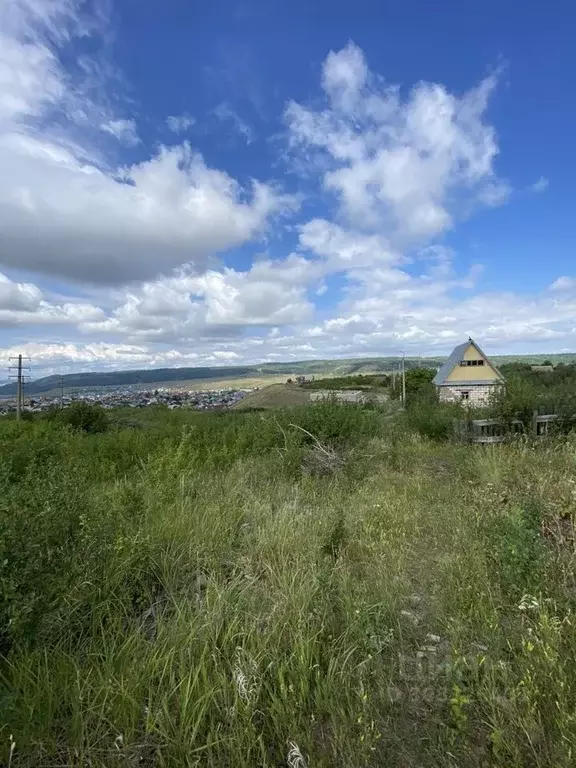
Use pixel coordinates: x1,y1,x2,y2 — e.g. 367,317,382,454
1,352,575,397
0,358,422,396
0,366,254,396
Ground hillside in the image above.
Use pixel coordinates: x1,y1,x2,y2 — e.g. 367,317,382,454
0,357,420,396
232,383,312,409
2,352,576,397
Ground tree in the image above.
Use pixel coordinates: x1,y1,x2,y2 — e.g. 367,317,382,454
391,367,436,402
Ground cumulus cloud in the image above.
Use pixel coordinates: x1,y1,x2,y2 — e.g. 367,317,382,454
0,273,104,327
82,256,316,342
0,0,291,285
0,137,292,283
285,42,509,242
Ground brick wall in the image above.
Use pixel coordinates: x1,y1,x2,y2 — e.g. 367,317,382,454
438,384,497,406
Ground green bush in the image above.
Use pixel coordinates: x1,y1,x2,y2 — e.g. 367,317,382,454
405,397,460,440
58,401,109,433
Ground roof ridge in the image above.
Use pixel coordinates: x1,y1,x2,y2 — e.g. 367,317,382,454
432,338,504,386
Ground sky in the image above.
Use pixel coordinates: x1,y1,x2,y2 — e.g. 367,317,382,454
1,0,575,376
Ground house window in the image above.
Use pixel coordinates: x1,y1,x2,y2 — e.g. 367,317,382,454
478,359,484,365
461,391,470,400
460,359,485,366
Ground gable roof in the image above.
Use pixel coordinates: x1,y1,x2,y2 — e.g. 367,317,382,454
433,338,505,386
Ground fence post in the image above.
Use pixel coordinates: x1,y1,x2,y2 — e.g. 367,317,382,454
532,410,538,437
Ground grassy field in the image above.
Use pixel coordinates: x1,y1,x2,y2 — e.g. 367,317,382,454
233,383,313,409
1,403,576,766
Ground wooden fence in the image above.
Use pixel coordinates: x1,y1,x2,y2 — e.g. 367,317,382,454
454,412,563,444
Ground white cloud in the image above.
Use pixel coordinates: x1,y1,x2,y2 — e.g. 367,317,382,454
0,136,293,283
82,255,316,342
0,1,291,285
166,113,195,133
549,276,576,292
299,219,399,271
0,272,104,327
285,42,509,242
100,118,140,146
529,176,549,194
214,102,255,144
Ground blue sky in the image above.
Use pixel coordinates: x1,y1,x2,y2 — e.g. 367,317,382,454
1,0,575,374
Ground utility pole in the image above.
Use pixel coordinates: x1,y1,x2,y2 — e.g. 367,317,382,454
8,354,31,420
60,375,64,408
401,352,406,406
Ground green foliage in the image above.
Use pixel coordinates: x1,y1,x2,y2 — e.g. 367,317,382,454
57,401,109,433
402,380,462,441
390,366,437,401
405,400,460,440
488,375,536,428
2,404,576,766
484,501,546,600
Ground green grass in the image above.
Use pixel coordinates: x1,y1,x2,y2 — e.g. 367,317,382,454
1,404,576,766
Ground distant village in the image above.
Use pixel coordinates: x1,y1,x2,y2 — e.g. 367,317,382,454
0,385,251,416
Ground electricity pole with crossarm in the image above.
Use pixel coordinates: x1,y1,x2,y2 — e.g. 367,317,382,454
8,355,31,420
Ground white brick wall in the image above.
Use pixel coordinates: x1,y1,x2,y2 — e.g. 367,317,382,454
437,384,498,406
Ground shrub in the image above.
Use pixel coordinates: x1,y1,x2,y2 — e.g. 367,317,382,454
405,398,460,440
58,401,109,433
390,367,437,401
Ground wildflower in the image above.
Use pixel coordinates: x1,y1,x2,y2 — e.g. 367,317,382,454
287,741,307,768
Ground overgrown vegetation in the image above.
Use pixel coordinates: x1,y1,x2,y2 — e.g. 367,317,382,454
1,400,576,766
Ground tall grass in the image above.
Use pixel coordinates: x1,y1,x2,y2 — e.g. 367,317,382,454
1,403,576,766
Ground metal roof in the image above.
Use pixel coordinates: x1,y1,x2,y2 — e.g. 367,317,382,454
433,338,505,386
